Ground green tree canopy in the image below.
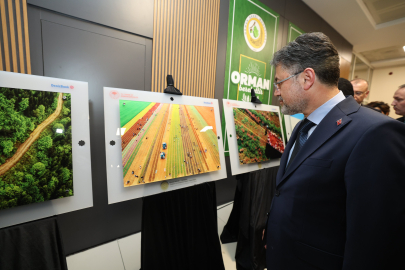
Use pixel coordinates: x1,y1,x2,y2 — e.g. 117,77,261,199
62,107,70,116
37,135,53,151
33,104,46,122
31,162,46,177
52,123,64,133
61,167,71,183
19,98,29,111
0,140,13,156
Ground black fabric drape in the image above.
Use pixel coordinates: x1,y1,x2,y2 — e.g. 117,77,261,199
220,179,242,244
141,182,225,270
221,166,278,270
0,216,68,270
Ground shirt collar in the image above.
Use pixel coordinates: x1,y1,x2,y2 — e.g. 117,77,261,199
307,91,346,125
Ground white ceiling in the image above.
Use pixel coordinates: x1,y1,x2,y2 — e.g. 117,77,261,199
303,0,405,68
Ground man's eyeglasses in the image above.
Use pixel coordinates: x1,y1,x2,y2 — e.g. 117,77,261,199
273,71,303,91
354,91,367,96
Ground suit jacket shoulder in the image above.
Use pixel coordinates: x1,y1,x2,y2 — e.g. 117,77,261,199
337,97,400,132
267,96,405,270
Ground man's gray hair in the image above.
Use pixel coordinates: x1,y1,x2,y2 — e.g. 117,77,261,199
271,32,340,87
398,84,405,90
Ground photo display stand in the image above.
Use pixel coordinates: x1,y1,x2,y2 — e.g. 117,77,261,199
0,71,92,229
104,88,227,204
284,114,302,141
223,99,285,175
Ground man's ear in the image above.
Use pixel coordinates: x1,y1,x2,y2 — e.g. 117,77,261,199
302,68,315,90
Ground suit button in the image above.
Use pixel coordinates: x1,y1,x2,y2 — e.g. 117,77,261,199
275,190,280,197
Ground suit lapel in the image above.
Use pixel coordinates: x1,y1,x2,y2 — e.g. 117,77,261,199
276,97,359,187
276,120,303,180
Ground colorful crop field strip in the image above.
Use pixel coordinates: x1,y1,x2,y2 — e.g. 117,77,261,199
233,108,284,165
120,101,221,186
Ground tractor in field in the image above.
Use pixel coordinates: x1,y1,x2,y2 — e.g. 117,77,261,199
160,152,166,159
162,142,167,149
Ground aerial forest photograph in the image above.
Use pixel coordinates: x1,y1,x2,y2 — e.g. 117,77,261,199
0,87,73,210
233,108,284,165
120,101,221,187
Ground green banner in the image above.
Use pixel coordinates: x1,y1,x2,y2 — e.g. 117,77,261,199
287,22,304,42
222,0,279,155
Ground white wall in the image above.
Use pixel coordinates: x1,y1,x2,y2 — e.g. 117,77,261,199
353,68,369,82
368,65,405,119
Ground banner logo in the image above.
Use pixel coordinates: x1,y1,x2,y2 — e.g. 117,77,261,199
51,84,71,89
230,55,269,102
109,90,120,99
244,14,267,52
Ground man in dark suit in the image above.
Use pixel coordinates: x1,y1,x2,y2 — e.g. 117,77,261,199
264,32,405,269
392,84,405,123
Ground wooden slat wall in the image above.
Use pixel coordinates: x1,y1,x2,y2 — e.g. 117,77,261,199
151,0,220,98
0,0,31,73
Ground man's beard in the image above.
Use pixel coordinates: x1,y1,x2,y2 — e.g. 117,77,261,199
279,83,308,115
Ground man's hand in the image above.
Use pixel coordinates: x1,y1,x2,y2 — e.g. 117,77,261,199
262,229,267,249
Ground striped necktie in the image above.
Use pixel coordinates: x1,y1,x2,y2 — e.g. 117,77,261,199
287,118,316,168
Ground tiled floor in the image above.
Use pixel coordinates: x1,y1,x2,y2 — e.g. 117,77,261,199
67,202,238,270
217,202,237,270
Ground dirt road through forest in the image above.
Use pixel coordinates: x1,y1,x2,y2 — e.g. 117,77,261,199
0,93,63,176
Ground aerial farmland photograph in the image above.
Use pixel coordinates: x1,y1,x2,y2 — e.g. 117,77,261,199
0,87,73,210
120,101,221,187
233,108,284,165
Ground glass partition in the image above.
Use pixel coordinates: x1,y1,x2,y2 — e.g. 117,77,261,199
350,54,374,104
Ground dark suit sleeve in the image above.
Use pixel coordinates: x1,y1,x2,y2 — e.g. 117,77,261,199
343,121,405,269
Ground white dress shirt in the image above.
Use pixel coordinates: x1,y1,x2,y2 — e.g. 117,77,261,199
287,91,346,165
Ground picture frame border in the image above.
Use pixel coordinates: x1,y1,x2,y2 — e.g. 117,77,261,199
223,99,285,175
104,88,227,204
0,71,93,229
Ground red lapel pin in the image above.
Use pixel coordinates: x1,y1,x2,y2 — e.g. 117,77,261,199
336,118,342,126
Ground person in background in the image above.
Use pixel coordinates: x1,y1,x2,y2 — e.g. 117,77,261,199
392,84,405,122
338,78,354,97
350,78,369,104
264,32,405,270
365,101,390,116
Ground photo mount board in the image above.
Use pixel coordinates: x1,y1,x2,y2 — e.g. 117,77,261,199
104,88,227,204
283,115,293,141
283,114,302,141
0,71,93,229
223,99,285,175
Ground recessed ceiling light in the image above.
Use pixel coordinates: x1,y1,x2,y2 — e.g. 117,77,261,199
403,46,405,52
